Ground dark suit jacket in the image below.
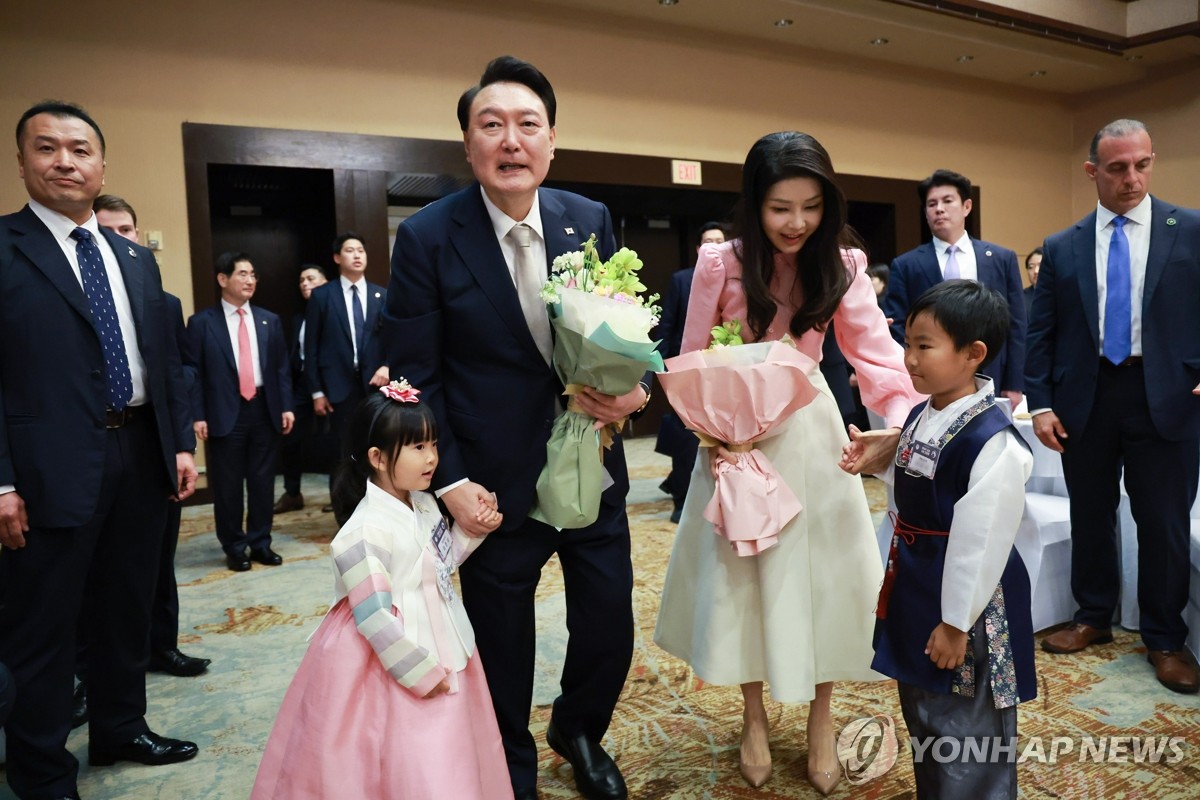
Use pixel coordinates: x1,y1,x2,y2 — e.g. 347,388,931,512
1025,196,1200,439
0,206,192,528
657,267,694,361
186,303,292,438
884,238,1026,392
166,292,196,444
304,278,386,404
384,184,626,530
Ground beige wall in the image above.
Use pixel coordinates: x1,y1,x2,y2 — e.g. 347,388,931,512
1,0,1154,311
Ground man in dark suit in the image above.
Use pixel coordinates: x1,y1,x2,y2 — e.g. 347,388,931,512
655,222,726,522
1022,247,1042,319
274,264,329,514
188,252,293,572
0,101,199,800
884,169,1027,406
1027,119,1200,693
304,233,387,514
385,56,643,800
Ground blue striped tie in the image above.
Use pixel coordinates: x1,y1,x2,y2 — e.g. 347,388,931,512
72,228,134,410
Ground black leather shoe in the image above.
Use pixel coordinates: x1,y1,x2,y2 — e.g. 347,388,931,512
149,648,212,677
226,551,251,572
546,720,627,800
88,731,199,766
249,547,283,566
514,789,539,800
71,681,88,729
272,491,304,514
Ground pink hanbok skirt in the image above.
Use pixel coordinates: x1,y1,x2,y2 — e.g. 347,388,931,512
251,598,513,799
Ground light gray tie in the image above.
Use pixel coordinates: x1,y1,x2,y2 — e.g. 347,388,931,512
509,223,553,364
944,244,961,280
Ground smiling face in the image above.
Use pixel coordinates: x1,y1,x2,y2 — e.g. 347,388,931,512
333,239,367,280
1086,129,1154,216
924,184,972,244
760,176,824,258
464,81,555,220
18,113,105,224
904,311,983,409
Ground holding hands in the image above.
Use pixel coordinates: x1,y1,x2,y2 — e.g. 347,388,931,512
444,481,502,537
838,424,901,475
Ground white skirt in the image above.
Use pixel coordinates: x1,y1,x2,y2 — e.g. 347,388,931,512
653,369,886,703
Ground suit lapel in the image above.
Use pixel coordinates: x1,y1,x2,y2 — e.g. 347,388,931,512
1072,213,1100,350
916,242,942,286
449,187,542,358
211,306,237,372
9,206,93,325
1143,196,1178,312
541,189,595,262
101,227,146,329
330,281,353,345
254,308,271,373
971,239,997,286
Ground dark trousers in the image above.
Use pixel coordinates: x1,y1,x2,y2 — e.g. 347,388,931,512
208,395,280,556
459,504,635,793
1060,361,1198,650
151,500,184,651
280,384,334,496
326,382,366,503
0,660,15,728
0,416,167,799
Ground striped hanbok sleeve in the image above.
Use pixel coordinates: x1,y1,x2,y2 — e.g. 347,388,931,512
332,526,446,697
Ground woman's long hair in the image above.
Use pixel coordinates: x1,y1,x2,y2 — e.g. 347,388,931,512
330,392,438,524
733,131,859,341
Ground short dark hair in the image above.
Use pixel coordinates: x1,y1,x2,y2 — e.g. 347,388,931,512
907,279,1008,368
16,100,105,156
332,232,365,255
299,262,326,276
93,194,137,227
457,56,557,132
697,221,727,245
1088,119,1149,164
918,169,972,204
215,251,252,277
1025,247,1044,270
867,262,889,285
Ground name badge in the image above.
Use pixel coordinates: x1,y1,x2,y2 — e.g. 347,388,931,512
431,517,451,565
905,440,941,479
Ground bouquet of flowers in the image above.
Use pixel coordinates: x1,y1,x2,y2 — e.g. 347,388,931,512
530,235,664,529
658,324,820,555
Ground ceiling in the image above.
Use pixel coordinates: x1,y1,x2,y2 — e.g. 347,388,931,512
438,0,1200,95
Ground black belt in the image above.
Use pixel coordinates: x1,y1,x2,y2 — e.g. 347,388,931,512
1102,356,1143,367
105,404,149,429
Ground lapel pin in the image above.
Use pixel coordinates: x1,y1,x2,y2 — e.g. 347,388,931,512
1167,218,1177,226
127,247,137,258
262,319,267,325
374,291,381,298
984,249,993,257
564,227,575,235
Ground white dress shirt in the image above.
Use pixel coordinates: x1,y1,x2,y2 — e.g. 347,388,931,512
221,298,263,389
933,231,978,282
1095,194,1151,357
28,199,149,405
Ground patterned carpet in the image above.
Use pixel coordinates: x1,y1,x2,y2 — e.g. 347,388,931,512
7,439,1198,799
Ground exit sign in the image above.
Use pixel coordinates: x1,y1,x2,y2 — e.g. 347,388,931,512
672,159,703,185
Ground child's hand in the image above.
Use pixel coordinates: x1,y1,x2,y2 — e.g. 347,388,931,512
425,677,452,698
925,623,968,670
473,496,502,535
838,425,900,475
706,443,739,478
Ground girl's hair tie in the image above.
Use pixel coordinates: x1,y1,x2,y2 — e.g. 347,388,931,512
380,378,420,403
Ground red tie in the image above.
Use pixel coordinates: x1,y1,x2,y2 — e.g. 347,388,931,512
237,308,255,400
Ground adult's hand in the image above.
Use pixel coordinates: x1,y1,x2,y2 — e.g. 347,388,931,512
313,396,333,416
369,366,390,388
0,492,29,549
443,481,502,537
281,411,295,435
573,385,646,429
174,452,198,501
193,420,208,441
1032,410,1067,453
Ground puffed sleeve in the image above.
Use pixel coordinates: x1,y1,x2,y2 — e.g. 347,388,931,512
833,249,924,427
680,243,729,354
331,523,447,697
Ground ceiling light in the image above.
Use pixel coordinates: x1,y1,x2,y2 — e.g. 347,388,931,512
956,55,974,63
1126,54,1143,61
869,37,889,46
658,0,678,5
1029,70,1046,77
774,19,794,28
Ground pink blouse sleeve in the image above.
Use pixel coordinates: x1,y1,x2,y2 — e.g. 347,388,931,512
833,249,924,428
681,244,728,354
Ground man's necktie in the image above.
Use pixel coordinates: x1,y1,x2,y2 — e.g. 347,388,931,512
351,283,365,367
236,308,256,400
1103,215,1132,365
943,244,961,280
510,224,553,364
72,228,133,411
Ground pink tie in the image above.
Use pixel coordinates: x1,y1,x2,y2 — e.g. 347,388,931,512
236,308,255,401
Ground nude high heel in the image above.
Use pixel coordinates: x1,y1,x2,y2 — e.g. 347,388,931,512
738,720,773,788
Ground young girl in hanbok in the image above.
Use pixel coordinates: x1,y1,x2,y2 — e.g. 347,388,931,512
251,381,512,799
654,131,921,793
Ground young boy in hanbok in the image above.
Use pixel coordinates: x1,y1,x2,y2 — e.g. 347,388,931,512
841,280,1036,799
251,381,512,799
